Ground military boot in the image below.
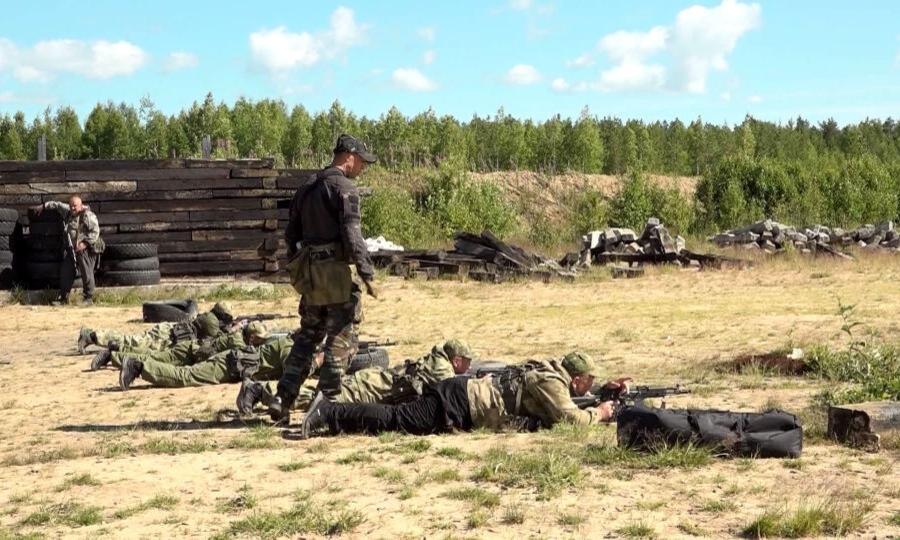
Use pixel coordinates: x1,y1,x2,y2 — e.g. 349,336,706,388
107,340,120,352
300,392,332,439
236,379,264,415
77,328,95,354
268,396,292,425
90,349,112,371
119,357,144,391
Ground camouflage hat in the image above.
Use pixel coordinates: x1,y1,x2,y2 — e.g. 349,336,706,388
245,321,269,340
443,339,475,360
561,351,599,378
210,302,234,322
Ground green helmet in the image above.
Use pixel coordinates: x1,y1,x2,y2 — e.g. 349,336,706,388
210,302,234,323
443,339,474,360
244,321,269,341
561,351,599,378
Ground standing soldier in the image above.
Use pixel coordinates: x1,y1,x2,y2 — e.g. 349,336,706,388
270,134,378,423
31,195,103,305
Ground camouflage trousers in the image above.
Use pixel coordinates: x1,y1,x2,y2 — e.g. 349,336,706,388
140,350,237,388
276,285,362,402
110,341,198,369
290,366,400,410
93,322,175,352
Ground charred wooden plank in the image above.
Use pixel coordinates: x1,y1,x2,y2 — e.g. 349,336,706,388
99,198,261,213
0,181,137,194
191,229,275,241
0,159,185,172
231,168,279,178
67,168,231,181
185,158,274,169
189,209,279,221
160,259,265,275
118,220,266,232
827,401,900,452
102,231,192,243
102,211,191,225
136,178,263,191
159,239,267,253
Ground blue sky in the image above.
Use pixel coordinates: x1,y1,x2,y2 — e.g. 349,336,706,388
0,0,897,125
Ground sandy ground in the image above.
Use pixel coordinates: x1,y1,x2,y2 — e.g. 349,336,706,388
0,255,897,539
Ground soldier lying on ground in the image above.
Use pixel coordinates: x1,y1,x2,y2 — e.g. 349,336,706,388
298,352,628,438
76,302,235,354
118,322,289,390
90,320,266,372
236,339,474,416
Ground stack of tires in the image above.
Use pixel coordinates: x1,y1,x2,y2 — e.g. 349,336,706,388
98,244,161,286
21,208,75,290
0,208,17,288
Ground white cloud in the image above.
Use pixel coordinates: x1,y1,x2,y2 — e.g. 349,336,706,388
249,6,368,76
748,94,762,103
566,53,594,69
720,91,732,102
163,51,198,72
422,50,436,65
668,0,761,93
598,59,665,91
392,68,437,91
589,0,760,93
509,0,532,10
0,38,147,82
599,27,669,63
0,91,13,103
417,26,436,42
550,78,570,92
505,64,541,85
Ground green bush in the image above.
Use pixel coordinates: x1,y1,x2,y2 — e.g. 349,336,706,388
361,187,440,247
609,171,655,229
568,188,608,236
421,160,516,237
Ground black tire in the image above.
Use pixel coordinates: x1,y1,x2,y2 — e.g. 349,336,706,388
98,270,161,286
347,348,390,375
26,249,65,262
26,260,62,280
0,236,9,250
0,222,14,235
0,250,11,265
142,299,199,322
25,235,65,251
28,221,65,236
103,256,159,271
28,208,63,222
104,243,158,259
0,208,18,221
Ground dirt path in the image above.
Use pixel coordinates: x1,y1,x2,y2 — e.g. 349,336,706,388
0,257,897,538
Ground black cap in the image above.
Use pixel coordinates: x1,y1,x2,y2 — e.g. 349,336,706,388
333,134,377,163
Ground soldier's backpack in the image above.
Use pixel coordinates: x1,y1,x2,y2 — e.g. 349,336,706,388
616,405,803,458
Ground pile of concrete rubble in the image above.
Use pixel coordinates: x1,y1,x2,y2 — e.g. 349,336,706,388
571,218,746,275
710,219,899,256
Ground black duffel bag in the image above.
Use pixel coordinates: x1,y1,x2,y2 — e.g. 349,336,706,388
617,404,802,458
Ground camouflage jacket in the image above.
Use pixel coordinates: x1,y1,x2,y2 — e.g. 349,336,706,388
44,201,100,248
391,345,458,389
467,358,603,429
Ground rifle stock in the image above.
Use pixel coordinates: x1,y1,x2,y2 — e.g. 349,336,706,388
573,384,691,411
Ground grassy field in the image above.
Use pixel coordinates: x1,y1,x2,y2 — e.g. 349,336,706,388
0,254,897,539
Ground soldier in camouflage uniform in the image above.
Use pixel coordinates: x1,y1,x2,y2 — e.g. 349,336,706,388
91,320,250,371
299,352,628,438
32,195,103,305
119,322,289,390
270,134,378,423
236,339,474,415
76,302,234,354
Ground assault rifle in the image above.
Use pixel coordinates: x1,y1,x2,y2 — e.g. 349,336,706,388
357,339,397,351
573,384,691,414
234,313,289,324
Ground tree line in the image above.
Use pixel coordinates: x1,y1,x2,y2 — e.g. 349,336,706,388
1,93,898,178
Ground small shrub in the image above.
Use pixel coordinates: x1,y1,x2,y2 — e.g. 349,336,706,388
472,447,582,498
216,500,364,538
743,500,872,538
557,512,586,527
442,487,500,509
617,521,657,539
501,505,525,525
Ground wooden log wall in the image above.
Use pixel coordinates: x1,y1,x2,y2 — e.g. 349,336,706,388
0,159,312,276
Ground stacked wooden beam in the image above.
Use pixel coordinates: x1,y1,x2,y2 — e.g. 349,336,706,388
0,159,313,276
370,230,576,283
